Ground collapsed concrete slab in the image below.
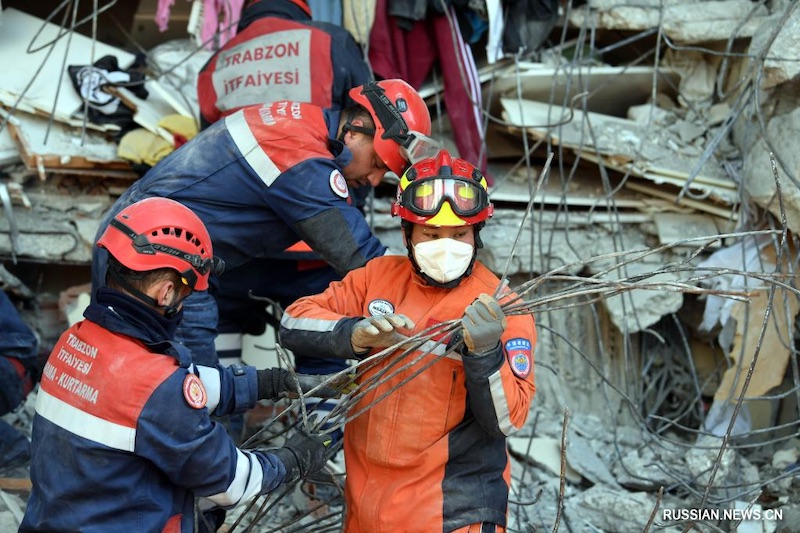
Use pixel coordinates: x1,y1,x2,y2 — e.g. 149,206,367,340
568,0,770,44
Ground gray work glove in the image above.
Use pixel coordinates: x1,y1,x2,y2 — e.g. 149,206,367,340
272,427,331,484
462,294,507,355
351,314,415,353
257,368,352,400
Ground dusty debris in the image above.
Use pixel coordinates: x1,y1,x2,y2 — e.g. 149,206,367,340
0,8,135,131
698,237,799,405
4,110,135,177
568,0,770,44
508,435,582,483
3,0,800,531
612,444,683,491
741,104,800,233
564,485,662,532
0,126,20,166
0,491,25,531
748,3,800,90
565,430,620,488
499,97,739,209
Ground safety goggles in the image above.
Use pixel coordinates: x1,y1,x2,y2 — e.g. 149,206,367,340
401,177,489,218
110,218,226,284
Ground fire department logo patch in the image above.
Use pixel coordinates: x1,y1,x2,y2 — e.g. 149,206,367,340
505,338,532,379
368,299,394,316
183,373,207,409
329,169,349,199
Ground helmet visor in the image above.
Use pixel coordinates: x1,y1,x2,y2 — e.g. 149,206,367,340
400,132,442,166
403,177,488,217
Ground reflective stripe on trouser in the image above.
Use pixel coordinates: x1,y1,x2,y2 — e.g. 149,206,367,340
215,332,243,366
451,523,504,533
304,397,343,445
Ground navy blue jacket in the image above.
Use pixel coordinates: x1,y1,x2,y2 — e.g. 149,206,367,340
20,288,286,532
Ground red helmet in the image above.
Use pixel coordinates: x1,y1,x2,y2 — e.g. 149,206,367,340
348,79,432,175
97,198,223,291
392,149,493,227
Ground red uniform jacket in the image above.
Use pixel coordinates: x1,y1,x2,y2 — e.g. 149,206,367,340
198,16,370,127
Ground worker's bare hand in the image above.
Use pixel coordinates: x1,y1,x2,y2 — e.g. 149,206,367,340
351,314,415,353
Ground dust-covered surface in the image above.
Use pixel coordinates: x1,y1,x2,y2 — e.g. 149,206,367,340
3,389,800,532
4,0,800,531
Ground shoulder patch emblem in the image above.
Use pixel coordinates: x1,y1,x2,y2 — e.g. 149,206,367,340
183,373,207,409
329,169,349,199
368,299,394,316
504,338,532,379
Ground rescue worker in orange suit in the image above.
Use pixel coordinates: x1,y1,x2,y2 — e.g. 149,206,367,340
197,0,372,129
279,149,537,533
22,198,331,533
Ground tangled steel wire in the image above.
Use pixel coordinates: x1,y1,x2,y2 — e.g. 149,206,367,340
222,149,800,532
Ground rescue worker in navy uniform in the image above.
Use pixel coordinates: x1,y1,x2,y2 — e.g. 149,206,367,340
0,289,39,468
197,0,372,128
279,149,537,533
195,0,374,371
92,79,429,366
21,198,331,533
91,79,431,450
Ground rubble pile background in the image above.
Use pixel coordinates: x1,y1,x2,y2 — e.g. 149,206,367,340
3,1,800,531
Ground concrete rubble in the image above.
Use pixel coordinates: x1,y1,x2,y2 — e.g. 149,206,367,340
2,0,800,531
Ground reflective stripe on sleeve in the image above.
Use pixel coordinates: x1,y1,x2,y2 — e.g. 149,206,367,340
193,364,222,412
488,371,519,436
35,387,136,452
280,314,339,333
225,111,281,187
204,449,265,507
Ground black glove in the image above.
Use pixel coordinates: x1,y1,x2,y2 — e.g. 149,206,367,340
257,368,353,400
257,368,291,400
272,427,331,484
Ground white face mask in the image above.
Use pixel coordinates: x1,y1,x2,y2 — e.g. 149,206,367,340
412,238,474,283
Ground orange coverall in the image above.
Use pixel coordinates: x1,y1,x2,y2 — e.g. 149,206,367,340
280,255,536,532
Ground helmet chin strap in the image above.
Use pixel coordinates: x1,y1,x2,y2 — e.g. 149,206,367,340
107,263,185,318
162,291,186,319
339,108,376,143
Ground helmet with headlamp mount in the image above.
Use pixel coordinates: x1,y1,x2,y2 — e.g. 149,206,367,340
348,79,432,175
97,197,224,291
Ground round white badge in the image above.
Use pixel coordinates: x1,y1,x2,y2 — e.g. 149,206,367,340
368,299,395,316
329,169,349,199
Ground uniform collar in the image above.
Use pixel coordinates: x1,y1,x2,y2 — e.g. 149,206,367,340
84,287,193,366
238,0,311,31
